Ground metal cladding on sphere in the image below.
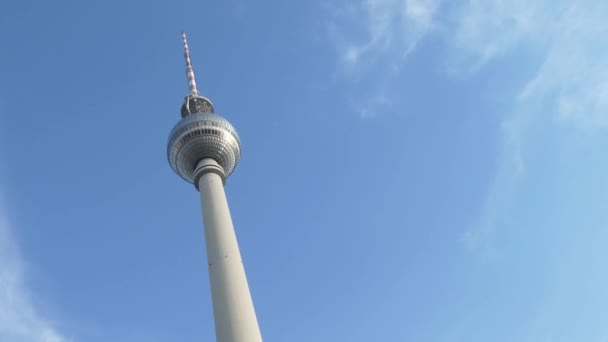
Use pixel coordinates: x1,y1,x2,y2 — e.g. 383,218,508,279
167,112,241,183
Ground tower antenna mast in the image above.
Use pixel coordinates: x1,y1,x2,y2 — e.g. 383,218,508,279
182,31,199,95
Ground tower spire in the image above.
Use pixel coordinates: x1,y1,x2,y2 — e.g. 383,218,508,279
182,31,199,95
179,32,214,117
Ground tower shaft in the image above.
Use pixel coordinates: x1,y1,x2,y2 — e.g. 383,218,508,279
196,158,262,342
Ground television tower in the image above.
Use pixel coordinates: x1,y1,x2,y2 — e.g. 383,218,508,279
167,31,263,342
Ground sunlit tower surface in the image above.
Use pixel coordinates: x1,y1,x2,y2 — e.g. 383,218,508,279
167,32,263,342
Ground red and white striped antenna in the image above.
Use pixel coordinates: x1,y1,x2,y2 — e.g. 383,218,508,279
182,31,199,95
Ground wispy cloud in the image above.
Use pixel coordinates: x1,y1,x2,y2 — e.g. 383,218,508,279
519,3,608,128
445,0,553,74
330,0,438,69
455,0,608,257
449,0,608,129
327,0,608,260
0,194,69,342
326,0,440,117
448,0,608,126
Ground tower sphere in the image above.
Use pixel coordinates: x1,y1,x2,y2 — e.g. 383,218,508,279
167,111,241,183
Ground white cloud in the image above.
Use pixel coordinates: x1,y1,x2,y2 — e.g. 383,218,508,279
445,0,553,73
454,0,608,256
327,0,440,117
328,0,608,255
329,0,439,70
328,0,608,125
0,195,69,342
450,0,608,126
519,3,608,128
351,91,393,119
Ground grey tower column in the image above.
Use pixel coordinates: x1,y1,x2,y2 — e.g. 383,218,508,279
195,158,262,342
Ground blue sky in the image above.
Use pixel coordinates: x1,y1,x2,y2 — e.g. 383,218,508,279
1,0,607,341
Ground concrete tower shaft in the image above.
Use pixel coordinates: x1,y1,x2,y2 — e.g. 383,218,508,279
196,158,262,342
